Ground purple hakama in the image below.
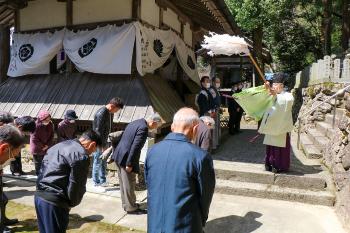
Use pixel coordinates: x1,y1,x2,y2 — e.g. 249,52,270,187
265,134,291,172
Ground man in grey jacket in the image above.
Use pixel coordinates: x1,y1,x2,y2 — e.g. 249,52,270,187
35,130,101,233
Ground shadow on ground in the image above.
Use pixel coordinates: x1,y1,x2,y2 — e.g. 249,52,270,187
205,211,263,233
214,126,322,175
68,214,104,230
5,189,35,200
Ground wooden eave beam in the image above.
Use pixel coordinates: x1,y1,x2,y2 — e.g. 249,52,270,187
0,9,13,22
201,0,234,34
155,0,193,26
0,11,13,25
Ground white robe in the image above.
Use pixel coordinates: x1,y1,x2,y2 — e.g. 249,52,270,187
258,92,294,147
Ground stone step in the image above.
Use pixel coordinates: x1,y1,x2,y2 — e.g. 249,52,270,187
300,141,322,159
315,121,337,139
215,179,335,206
305,129,329,151
214,161,326,191
325,114,341,125
335,108,346,116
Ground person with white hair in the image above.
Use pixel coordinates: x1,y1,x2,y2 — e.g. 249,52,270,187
111,113,162,214
145,107,215,233
194,116,215,152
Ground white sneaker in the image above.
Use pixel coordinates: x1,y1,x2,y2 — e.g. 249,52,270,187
92,185,106,193
100,182,109,187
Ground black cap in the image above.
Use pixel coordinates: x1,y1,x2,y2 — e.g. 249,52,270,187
271,72,287,84
65,110,78,120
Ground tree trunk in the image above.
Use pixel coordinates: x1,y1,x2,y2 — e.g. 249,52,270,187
252,26,264,85
342,0,350,52
322,0,332,55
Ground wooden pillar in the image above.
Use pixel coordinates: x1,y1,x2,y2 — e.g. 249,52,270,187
0,25,10,84
176,62,184,100
132,0,141,19
159,7,164,28
240,56,243,80
66,0,73,73
14,9,20,32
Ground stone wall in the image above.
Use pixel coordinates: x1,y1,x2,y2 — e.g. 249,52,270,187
295,82,350,232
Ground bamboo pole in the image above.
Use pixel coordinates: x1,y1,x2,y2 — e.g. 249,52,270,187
248,53,266,83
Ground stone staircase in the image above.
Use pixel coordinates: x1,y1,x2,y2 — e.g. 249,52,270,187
213,160,335,206
300,108,345,159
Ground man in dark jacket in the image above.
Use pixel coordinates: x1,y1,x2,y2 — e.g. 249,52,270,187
35,130,101,233
111,113,161,214
228,83,244,135
92,97,124,186
197,76,215,117
145,108,215,233
57,110,78,142
0,125,25,233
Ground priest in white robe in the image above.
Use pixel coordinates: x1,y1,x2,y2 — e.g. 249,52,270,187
234,73,294,173
259,73,294,173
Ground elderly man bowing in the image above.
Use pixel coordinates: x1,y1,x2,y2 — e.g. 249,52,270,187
145,108,215,233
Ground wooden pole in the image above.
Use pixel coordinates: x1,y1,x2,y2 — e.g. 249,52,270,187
248,53,266,83
0,25,10,84
66,0,73,73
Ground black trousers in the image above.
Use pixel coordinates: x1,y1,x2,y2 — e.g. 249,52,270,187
0,176,8,232
35,196,69,233
229,111,243,133
33,154,44,176
10,154,23,174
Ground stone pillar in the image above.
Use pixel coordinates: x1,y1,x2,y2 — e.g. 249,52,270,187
0,25,10,84
342,58,350,80
334,59,341,80
324,55,331,80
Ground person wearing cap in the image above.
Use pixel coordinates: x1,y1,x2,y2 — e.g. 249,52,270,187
57,110,78,142
111,113,162,214
30,110,54,176
258,73,294,173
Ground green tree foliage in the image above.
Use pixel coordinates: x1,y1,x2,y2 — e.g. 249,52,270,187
225,0,344,75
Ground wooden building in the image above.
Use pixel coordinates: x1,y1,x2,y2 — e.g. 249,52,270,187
0,0,241,130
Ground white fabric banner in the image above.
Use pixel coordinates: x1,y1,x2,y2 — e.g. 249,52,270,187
8,30,65,77
64,24,135,74
135,22,175,76
175,36,200,85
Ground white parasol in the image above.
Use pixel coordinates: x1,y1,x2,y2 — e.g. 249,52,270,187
201,32,266,82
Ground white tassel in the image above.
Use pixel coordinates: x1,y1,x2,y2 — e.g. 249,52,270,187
201,32,250,56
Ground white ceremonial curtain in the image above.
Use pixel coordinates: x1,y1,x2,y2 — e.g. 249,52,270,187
135,22,176,76
64,24,135,74
8,30,65,77
174,36,200,85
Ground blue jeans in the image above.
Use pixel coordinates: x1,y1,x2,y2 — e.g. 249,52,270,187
92,149,107,185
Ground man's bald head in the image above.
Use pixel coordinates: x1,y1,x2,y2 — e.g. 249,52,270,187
171,108,199,141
